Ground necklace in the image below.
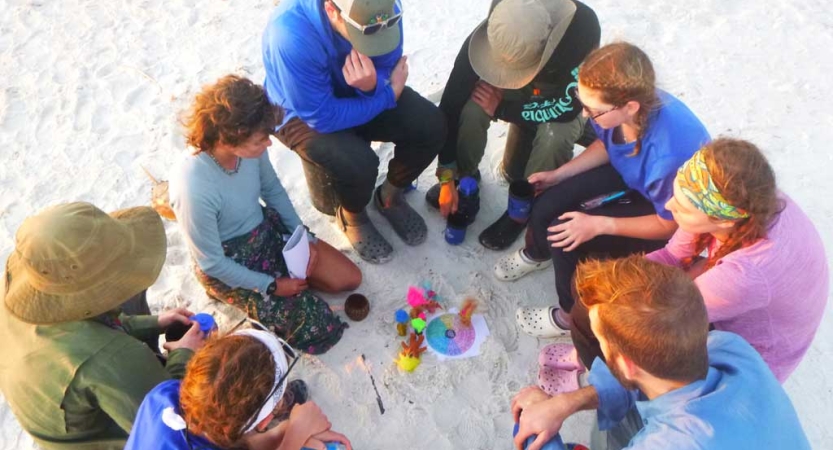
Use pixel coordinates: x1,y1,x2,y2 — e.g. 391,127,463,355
207,151,240,175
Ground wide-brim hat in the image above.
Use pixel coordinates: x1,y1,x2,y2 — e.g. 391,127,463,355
3,202,166,324
469,0,576,89
336,0,402,57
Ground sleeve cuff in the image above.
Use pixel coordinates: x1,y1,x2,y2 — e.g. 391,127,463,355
120,314,163,341
166,348,195,380
587,358,636,430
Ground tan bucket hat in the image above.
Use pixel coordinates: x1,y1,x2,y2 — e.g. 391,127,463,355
332,0,402,57
2,202,166,324
469,0,577,89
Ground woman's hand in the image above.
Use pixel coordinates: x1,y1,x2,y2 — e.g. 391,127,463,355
303,430,353,450
162,322,206,352
157,307,194,329
527,171,560,196
275,277,308,297
547,212,612,252
289,402,331,442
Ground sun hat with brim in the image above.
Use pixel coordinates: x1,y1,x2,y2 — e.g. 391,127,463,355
469,0,576,89
3,202,166,325
333,0,402,57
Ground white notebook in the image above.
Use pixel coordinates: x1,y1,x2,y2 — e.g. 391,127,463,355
282,225,310,279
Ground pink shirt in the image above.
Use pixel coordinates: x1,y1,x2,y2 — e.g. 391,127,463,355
647,195,828,383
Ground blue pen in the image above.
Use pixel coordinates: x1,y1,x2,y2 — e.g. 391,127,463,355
580,190,629,210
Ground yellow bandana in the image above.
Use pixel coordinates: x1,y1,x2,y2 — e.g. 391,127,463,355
677,150,749,220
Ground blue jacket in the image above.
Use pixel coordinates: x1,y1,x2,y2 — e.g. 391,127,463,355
589,331,810,449
125,380,222,450
262,0,403,133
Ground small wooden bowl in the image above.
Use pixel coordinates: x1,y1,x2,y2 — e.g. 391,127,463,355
344,294,370,321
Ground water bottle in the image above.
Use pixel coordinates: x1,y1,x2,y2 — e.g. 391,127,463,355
456,176,480,225
512,423,567,450
325,443,347,450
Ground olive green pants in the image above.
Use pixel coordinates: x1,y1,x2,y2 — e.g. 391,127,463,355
454,98,587,182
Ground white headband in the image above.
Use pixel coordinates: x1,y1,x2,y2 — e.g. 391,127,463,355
233,329,290,433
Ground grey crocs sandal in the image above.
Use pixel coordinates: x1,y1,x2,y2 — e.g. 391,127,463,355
336,206,393,264
374,186,427,246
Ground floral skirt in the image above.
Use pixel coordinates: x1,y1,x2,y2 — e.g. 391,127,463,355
195,208,346,354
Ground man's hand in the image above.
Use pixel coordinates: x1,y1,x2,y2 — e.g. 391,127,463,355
470,80,503,117
511,386,551,423
438,183,458,218
547,212,612,252
343,49,377,93
275,277,308,297
390,56,409,100
157,307,194,329
514,396,572,450
527,170,560,196
163,322,206,353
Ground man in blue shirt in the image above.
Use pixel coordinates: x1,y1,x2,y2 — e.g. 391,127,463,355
264,0,446,264
511,255,810,450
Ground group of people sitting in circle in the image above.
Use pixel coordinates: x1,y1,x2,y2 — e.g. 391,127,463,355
0,0,827,449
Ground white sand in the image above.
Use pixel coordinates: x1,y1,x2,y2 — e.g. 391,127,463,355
1,0,832,448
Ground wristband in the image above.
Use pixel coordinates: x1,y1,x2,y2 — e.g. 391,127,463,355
266,281,277,296
436,167,455,184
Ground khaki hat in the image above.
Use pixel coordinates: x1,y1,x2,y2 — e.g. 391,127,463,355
332,0,402,57
3,202,166,324
469,0,577,89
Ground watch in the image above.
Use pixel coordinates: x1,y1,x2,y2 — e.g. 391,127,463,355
266,281,277,296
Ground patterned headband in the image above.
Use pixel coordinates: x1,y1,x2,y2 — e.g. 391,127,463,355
676,150,749,220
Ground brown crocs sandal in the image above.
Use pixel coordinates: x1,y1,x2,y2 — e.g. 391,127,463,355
374,186,427,246
336,206,393,264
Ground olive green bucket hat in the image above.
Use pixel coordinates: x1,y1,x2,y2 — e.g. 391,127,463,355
3,202,166,324
469,0,576,89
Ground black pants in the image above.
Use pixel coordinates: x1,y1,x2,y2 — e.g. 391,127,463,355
525,164,668,313
277,87,446,213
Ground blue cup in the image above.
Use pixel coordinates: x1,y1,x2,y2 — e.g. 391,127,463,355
508,180,534,221
513,423,567,450
192,313,217,334
444,213,468,245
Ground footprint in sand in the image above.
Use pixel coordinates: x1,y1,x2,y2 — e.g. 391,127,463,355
0,89,27,133
73,89,93,132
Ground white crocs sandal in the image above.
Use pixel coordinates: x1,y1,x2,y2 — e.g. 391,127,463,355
494,248,552,281
516,306,570,338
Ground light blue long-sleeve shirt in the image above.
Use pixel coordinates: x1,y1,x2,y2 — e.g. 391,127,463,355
170,152,303,294
262,0,402,133
588,331,810,449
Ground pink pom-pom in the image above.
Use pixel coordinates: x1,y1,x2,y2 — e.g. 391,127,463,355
407,286,427,307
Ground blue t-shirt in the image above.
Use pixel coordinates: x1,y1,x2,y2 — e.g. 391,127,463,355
591,90,710,220
126,380,222,450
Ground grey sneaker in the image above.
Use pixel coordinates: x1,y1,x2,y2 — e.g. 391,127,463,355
336,206,393,264
374,186,427,246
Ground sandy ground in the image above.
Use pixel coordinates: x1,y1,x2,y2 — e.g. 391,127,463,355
1,0,831,448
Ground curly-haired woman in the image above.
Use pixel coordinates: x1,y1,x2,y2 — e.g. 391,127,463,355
171,75,362,355
126,329,351,449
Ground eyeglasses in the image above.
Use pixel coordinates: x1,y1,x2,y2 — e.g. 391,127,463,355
576,91,619,120
239,322,299,434
332,0,403,36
